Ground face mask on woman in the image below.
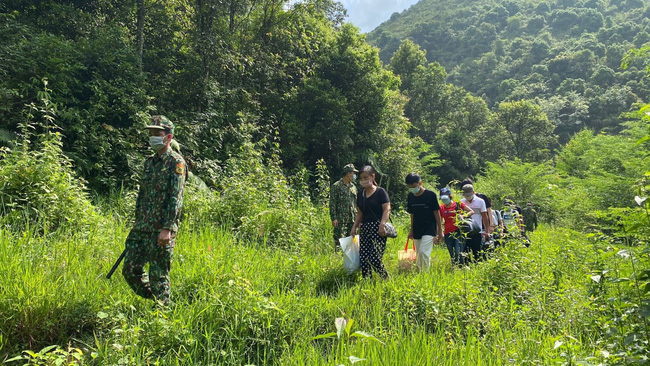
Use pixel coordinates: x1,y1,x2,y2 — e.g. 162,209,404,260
360,179,372,187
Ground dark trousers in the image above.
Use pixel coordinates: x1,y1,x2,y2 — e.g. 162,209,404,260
445,230,465,266
359,222,389,279
465,232,484,262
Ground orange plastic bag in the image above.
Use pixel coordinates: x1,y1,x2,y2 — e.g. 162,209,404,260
397,238,417,271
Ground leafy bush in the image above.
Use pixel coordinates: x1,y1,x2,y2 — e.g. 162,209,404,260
0,83,97,232
182,130,330,249
474,159,555,219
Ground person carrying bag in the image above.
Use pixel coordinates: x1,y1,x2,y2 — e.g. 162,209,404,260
405,173,443,272
349,166,390,280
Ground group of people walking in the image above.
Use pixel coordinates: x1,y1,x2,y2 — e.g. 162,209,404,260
330,163,539,278
119,115,538,307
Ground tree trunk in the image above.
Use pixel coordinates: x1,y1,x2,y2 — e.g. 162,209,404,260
136,0,145,72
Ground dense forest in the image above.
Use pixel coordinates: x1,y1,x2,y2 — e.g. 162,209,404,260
4,0,650,197
0,0,418,201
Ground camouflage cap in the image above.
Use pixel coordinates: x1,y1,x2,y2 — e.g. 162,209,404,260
342,163,359,174
146,115,174,134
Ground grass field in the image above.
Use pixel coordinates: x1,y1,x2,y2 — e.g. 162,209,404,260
0,214,632,365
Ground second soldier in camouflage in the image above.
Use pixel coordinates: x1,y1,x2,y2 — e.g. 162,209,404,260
330,164,358,251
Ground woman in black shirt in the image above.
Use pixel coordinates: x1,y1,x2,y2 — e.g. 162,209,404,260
350,166,390,279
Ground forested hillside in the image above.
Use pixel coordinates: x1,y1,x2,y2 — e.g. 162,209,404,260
369,0,650,143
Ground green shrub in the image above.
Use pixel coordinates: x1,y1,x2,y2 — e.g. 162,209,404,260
182,133,331,250
0,83,97,232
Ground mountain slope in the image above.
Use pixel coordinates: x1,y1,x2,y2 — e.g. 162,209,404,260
368,0,650,141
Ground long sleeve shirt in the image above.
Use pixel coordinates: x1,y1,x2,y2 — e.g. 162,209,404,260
133,149,186,233
329,179,358,223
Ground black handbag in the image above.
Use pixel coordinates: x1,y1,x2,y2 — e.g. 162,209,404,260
363,189,398,238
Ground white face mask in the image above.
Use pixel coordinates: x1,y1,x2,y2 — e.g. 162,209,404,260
464,194,475,201
149,136,165,151
353,174,357,180
360,179,372,187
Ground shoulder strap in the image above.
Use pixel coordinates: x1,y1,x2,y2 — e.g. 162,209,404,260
363,188,393,223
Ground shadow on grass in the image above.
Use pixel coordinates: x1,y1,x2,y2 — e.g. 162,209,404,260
315,267,359,297
1,300,100,356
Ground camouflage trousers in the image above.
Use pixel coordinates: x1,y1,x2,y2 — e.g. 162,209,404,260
333,222,354,251
122,230,175,305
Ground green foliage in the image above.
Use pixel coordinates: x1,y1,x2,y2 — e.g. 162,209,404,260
182,127,329,249
476,159,554,215
492,100,557,162
280,24,420,199
0,207,637,365
389,40,495,184
1,1,419,203
5,345,84,365
0,13,149,192
0,82,97,232
369,0,647,138
475,105,648,229
388,39,428,91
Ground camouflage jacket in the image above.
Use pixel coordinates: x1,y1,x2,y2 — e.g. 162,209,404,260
522,207,538,229
329,179,357,223
133,149,186,233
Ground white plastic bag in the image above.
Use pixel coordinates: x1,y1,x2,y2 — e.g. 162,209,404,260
340,235,360,274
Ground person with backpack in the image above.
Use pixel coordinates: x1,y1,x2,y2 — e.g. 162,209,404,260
461,178,494,236
490,208,504,248
439,187,474,266
405,173,444,271
501,200,522,237
461,184,490,262
350,166,390,279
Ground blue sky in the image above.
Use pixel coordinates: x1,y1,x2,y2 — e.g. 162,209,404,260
339,0,420,33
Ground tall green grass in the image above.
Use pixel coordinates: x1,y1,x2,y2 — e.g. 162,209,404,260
0,214,623,365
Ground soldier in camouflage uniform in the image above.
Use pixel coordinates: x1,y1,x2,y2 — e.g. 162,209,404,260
330,164,358,251
522,202,538,233
122,115,186,306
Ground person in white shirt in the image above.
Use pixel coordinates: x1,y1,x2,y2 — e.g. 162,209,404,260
461,184,490,262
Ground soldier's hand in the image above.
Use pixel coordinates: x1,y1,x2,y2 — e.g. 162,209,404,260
158,229,172,247
332,220,339,228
